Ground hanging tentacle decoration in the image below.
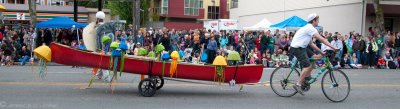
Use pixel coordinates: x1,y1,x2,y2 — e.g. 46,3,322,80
212,56,227,85
119,40,128,77
33,45,52,80
156,44,166,77
110,42,120,79
88,35,111,87
169,51,179,78
161,51,170,77
109,41,120,92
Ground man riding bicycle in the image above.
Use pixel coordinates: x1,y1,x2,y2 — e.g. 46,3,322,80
290,13,339,95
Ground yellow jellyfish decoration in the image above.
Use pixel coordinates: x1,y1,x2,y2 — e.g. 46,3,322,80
169,51,179,78
213,56,227,85
33,45,52,79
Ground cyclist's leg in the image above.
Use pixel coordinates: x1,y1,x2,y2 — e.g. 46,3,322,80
290,48,314,85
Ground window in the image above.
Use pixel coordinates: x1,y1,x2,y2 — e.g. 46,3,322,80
48,0,65,6
161,0,168,14
184,0,201,16
208,6,219,19
230,0,238,9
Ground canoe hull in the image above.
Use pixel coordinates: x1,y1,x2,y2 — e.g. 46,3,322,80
50,43,263,84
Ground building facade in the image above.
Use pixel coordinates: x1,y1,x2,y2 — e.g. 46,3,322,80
0,0,111,28
151,0,229,30
230,0,400,35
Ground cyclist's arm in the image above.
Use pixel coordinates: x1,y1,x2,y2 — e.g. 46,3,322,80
313,33,338,50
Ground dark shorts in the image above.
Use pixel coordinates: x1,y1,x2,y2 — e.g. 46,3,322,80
290,47,314,68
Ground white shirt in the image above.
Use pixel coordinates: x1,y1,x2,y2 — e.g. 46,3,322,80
290,24,318,48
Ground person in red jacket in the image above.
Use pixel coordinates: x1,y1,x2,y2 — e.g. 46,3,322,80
377,56,386,69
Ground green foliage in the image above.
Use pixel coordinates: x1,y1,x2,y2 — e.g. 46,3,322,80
77,1,99,8
107,1,133,25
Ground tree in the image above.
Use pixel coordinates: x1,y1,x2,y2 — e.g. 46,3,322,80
107,1,133,25
107,0,151,27
28,0,37,27
373,0,385,36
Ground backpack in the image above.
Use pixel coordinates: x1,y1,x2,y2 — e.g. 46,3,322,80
388,61,396,69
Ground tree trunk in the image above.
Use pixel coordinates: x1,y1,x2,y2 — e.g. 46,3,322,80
28,0,37,27
373,0,385,37
149,0,153,22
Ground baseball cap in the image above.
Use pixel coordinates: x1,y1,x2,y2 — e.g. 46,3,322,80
306,13,318,22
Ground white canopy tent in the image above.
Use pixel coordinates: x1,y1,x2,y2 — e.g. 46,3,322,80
243,18,272,30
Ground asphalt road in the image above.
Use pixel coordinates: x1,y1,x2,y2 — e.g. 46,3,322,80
0,66,399,109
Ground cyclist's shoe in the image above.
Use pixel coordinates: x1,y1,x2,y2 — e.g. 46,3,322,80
293,84,305,96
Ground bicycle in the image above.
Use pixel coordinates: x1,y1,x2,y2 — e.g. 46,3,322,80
270,51,350,102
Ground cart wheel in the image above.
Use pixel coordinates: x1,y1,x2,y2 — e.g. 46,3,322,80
138,78,157,97
152,76,164,90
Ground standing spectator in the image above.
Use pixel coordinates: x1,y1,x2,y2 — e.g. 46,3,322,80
267,32,275,56
394,32,400,57
260,30,269,55
135,31,144,46
366,37,378,69
255,33,262,51
170,29,180,51
278,34,288,51
376,34,384,57
352,35,365,64
219,32,228,50
43,29,53,46
207,37,217,64
161,34,170,52
245,32,255,51
143,32,153,49
331,35,343,60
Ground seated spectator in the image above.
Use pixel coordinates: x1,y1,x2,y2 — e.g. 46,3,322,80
340,54,352,68
71,40,79,49
279,50,289,67
350,53,362,68
271,52,280,67
377,56,386,69
134,43,141,56
79,40,87,50
384,52,394,69
18,46,31,66
262,53,268,68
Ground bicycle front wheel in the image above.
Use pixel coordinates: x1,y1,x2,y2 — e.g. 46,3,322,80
270,67,300,97
321,69,350,102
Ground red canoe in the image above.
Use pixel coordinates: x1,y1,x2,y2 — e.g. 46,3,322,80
50,43,263,84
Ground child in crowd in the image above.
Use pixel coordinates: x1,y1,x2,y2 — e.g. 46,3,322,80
271,52,280,67
134,43,141,56
279,50,289,67
377,56,386,69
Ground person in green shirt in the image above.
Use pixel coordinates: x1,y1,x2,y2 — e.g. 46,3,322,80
271,51,280,67
267,35,275,56
376,34,384,57
279,50,289,67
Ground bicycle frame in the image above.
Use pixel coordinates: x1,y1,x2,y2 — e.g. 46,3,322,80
284,57,334,85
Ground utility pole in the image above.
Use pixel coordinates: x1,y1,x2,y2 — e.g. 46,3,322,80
74,0,78,22
98,0,103,11
133,0,141,36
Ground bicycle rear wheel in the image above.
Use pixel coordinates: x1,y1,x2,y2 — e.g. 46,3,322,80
321,69,350,102
270,67,300,97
